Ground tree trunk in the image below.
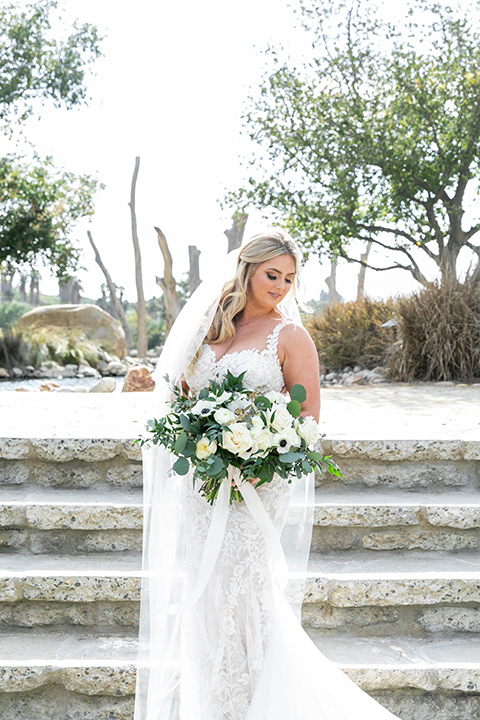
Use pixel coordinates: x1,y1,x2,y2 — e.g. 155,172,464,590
29,274,40,305
325,259,341,304
18,275,27,303
87,230,132,352
1,272,14,302
154,225,182,332
59,277,81,304
129,157,148,357
224,212,248,252
188,245,201,295
357,241,372,301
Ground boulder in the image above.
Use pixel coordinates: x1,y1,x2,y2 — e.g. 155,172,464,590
0,368,9,378
122,365,155,392
40,381,61,392
89,378,117,393
16,304,127,359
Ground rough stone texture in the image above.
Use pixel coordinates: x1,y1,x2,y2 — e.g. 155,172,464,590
17,304,127,359
370,691,480,720
427,507,480,529
345,667,438,691
1,685,134,720
303,577,330,603
327,578,480,608
322,439,480,462
0,439,30,460
30,439,121,463
77,529,142,553
19,576,140,602
31,462,103,488
314,505,420,527
122,365,155,393
0,529,28,549
0,460,29,485
25,505,142,530
302,604,400,630
0,579,21,601
106,463,143,487
0,601,138,628
62,666,136,696
0,506,25,526
420,607,480,633
363,529,479,551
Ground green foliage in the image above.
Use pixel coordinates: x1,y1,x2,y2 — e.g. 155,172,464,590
0,325,103,369
307,298,397,371
0,1,103,276
0,301,31,329
387,278,480,381
228,0,480,285
0,153,101,277
0,0,102,124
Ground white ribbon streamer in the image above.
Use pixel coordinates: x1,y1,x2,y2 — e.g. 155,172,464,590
169,468,289,619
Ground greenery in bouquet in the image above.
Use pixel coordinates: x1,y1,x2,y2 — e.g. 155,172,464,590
137,371,342,504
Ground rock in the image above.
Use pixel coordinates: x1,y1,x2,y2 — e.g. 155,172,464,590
122,365,155,392
435,381,455,386
40,381,60,392
0,368,9,378
16,304,127,359
353,365,363,372
12,367,23,377
78,366,101,378
89,378,116,393
14,386,36,392
129,348,139,357
53,386,88,393
106,361,127,376
325,372,336,381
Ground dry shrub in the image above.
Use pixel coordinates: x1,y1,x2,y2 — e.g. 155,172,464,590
387,278,480,381
306,298,397,371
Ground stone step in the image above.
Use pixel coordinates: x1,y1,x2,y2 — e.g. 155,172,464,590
2,486,480,554
1,438,479,492
320,438,480,490
1,552,479,637
0,632,478,720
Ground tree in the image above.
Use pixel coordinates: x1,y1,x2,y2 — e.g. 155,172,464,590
129,156,148,357
0,153,100,277
0,1,102,276
0,0,101,126
228,0,480,286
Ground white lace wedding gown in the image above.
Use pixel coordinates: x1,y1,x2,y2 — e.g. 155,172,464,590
180,320,400,720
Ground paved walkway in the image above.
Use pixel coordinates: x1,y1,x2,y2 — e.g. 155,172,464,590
0,384,477,440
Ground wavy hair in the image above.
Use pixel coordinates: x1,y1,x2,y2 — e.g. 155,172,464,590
206,229,303,345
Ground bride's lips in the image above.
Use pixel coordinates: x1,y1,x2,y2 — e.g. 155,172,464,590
269,292,281,299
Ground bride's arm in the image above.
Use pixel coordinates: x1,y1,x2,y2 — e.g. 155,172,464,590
279,324,320,422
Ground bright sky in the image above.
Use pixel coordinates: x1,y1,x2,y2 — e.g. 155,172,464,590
4,0,463,303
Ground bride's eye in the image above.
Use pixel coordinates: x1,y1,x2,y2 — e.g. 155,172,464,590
267,273,277,281
285,278,293,285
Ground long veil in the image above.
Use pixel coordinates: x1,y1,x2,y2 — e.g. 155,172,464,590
134,242,315,720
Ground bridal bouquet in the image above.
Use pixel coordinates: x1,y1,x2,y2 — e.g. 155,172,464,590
138,371,342,504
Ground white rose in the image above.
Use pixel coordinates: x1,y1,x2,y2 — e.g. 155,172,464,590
214,407,236,425
271,404,294,432
222,422,254,458
265,390,287,405
256,428,275,452
191,399,216,416
196,436,217,460
296,416,320,446
274,427,301,454
249,415,265,439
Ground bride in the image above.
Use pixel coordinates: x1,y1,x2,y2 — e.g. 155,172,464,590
135,230,401,719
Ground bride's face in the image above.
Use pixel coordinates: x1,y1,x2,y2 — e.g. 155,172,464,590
248,253,296,310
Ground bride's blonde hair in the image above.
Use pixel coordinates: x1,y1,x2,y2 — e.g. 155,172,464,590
206,229,303,345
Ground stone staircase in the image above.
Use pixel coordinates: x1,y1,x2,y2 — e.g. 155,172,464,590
0,437,479,720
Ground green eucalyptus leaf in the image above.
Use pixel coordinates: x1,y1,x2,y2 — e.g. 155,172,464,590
287,399,302,417
174,432,188,454
173,457,190,475
290,384,307,403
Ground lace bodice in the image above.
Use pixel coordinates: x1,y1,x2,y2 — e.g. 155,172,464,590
185,318,291,396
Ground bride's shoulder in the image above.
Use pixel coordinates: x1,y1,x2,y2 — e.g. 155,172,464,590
277,318,317,356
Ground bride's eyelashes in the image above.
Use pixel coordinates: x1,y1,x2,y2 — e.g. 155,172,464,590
266,273,293,284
